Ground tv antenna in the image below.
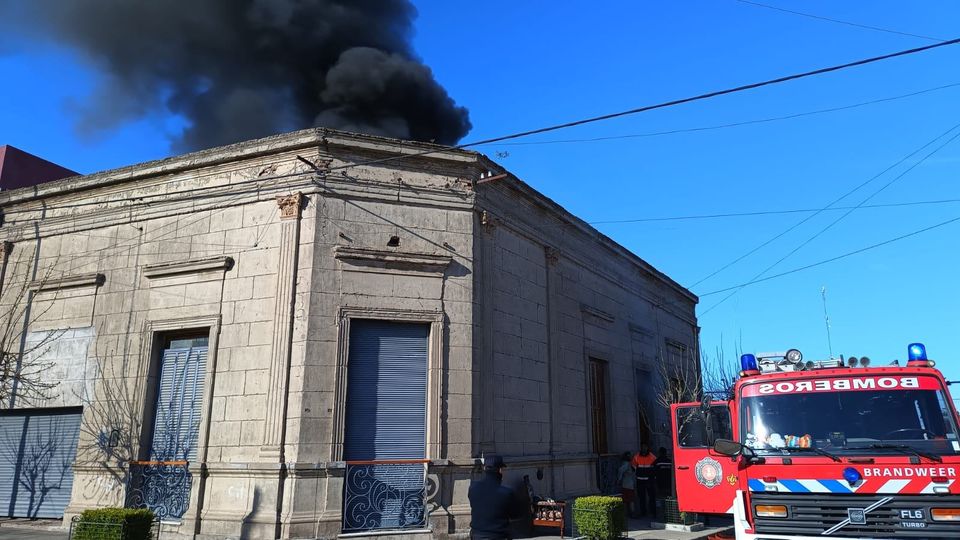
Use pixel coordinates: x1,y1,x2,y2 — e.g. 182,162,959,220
821,286,834,359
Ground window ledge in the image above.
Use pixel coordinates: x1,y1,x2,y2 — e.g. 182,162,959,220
29,272,104,292
143,256,234,279
334,246,451,274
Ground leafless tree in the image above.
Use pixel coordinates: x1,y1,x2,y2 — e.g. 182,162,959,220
700,343,741,402
640,340,740,444
0,241,68,408
74,352,145,490
74,340,205,513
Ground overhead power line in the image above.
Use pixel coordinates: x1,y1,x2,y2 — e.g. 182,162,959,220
698,212,960,297
689,121,960,289
5,39,960,223
733,0,944,42
6,80,959,223
489,82,960,146
323,37,960,172
589,198,960,225
699,122,960,313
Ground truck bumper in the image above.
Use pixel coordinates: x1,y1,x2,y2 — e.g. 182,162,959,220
731,490,943,540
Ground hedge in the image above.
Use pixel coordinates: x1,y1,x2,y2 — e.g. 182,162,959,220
573,496,625,540
72,508,155,540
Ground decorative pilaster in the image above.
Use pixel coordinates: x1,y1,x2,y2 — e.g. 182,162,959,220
276,194,303,220
261,193,303,460
544,245,562,496
478,212,497,454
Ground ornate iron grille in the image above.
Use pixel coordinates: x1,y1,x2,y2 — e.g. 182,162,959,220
125,460,192,522
342,461,428,533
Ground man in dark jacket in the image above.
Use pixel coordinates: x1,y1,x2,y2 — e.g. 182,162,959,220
469,455,524,540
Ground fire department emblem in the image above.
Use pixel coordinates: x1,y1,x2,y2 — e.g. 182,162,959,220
726,473,737,486
695,456,723,488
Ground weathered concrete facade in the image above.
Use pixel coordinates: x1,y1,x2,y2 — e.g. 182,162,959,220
0,128,696,539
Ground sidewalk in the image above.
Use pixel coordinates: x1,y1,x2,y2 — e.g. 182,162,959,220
530,516,734,540
0,518,67,540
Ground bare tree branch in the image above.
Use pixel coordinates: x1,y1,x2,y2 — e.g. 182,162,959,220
0,240,71,407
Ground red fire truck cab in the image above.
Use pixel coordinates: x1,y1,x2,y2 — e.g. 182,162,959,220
671,343,960,539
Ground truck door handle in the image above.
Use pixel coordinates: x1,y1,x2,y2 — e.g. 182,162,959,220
677,466,690,470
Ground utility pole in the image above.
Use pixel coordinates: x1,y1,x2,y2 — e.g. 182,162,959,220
821,286,834,360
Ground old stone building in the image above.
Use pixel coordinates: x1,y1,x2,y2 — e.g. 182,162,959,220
0,128,698,539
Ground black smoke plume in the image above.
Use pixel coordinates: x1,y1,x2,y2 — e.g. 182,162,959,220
0,0,471,151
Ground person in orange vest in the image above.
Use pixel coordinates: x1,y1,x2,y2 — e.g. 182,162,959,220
631,443,657,518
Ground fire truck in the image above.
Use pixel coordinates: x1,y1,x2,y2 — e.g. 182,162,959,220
670,343,960,539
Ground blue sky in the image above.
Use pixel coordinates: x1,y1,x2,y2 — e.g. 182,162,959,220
1,1,958,383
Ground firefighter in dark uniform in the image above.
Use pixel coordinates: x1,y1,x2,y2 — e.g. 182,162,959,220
469,455,525,540
631,443,657,517
654,447,672,496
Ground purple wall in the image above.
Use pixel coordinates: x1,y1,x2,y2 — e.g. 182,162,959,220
0,145,78,190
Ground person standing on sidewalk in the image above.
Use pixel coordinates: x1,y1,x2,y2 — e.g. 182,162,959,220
469,455,525,540
617,452,638,518
631,444,657,517
654,447,672,496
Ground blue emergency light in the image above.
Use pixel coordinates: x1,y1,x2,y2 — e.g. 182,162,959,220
740,354,758,372
907,342,935,367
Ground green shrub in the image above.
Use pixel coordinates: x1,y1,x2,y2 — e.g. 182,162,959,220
72,508,154,540
573,496,625,540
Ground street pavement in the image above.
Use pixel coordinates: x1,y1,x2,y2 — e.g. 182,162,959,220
0,517,733,540
0,528,67,540
530,515,734,540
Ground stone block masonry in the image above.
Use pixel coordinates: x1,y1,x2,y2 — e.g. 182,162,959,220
0,128,696,539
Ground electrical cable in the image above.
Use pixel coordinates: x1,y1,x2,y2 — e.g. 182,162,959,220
488,82,960,147
5,32,960,311
689,121,960,289
697,212,960,297
5,40,960,224
4,171,303,274
319,37,960,173
588,197,960,224
10,80,960,223
733,0,945,42
699,124,960,312
0,168,312,218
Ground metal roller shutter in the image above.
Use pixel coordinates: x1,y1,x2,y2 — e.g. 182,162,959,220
150,347,207,461
0,408,82,518
344,320,428,460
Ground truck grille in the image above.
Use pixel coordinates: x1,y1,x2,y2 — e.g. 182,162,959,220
752,493,960,538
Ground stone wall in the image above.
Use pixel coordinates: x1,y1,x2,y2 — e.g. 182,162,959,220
475,176,698,502
0,128,697,539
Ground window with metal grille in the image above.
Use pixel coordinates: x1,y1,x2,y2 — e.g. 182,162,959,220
341,320,429,533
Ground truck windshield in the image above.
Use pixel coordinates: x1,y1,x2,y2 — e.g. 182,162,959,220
740,375,960,457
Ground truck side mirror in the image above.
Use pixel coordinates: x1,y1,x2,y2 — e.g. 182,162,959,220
713,438,743,456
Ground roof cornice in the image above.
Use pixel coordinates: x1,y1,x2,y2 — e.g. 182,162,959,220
0,128,481,206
